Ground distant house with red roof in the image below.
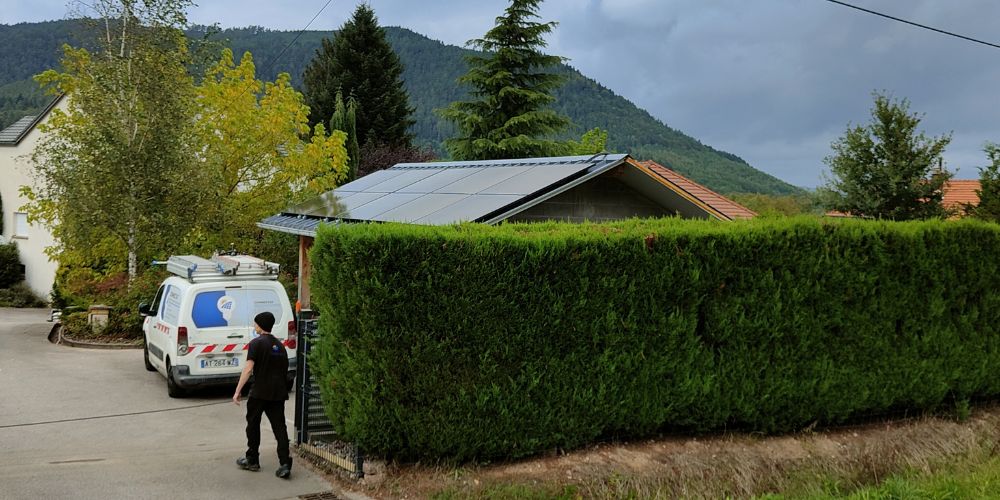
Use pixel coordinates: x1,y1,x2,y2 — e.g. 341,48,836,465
825,179,982,219
941,179,981,215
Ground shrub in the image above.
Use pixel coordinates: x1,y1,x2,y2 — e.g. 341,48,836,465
0,282,46,308
60,311,92,338
52,267,165,339
0,242,24,288
310,217,1000,461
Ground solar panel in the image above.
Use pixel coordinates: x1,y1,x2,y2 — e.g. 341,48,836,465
373,193,469,222
414,194,522,225
433,166,533,195
332,168,397,192
480,163,591,195
267,155,633,231
363,169,441,193
338,193,423,220
285,190,361,215
398,168,483,194
304,192,388,218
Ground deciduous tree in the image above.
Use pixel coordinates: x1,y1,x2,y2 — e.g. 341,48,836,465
819,92,952,220
192,48,348,253
25,0,203,283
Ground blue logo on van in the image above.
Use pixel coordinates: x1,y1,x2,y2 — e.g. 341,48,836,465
192,291,228,328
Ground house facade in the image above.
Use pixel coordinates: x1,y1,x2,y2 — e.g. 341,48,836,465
0,96,64,300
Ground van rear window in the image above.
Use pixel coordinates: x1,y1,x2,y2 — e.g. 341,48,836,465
191,289,282,329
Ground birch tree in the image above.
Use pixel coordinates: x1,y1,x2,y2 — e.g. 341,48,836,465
25,0,204,283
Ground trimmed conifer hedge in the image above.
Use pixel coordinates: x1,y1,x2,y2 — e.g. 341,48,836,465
309,217,1000,461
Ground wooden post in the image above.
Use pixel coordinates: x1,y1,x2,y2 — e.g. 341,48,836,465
298,235,314,310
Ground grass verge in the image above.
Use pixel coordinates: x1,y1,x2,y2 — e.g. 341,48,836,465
341,406,1000,499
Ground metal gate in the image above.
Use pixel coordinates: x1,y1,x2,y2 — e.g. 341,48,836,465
294,310,363,478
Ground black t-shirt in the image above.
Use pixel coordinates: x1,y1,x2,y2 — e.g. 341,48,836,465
247,333,289,401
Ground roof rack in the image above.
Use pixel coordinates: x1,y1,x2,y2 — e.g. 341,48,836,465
152,254,280,283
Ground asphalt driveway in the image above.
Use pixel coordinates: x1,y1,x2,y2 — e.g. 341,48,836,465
0,308,332,500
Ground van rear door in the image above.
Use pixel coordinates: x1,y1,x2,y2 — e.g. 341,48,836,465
185,286,289,373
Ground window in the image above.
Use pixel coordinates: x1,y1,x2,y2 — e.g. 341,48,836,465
191,288,282,329
148,285,165,318
13,212,28,238
162,286,182,325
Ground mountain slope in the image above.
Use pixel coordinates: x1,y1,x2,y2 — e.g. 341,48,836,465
0,20,799,194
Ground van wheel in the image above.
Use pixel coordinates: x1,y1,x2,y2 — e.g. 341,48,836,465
166,360,186,398
143,335,155,372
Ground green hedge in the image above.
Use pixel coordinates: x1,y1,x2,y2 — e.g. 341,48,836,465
309,217,1000,461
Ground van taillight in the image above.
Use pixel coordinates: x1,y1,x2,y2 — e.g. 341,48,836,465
177,326,189,355
286,320,297,350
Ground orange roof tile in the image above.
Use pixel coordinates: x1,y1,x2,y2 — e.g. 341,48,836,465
639,160,756,221
942,179,980,210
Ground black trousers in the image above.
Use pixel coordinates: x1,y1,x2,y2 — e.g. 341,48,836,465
245,397,291,465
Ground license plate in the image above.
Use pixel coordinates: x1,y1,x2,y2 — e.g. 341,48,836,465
200,357,239,369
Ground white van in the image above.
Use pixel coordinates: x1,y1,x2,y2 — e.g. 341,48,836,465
139,254,297,398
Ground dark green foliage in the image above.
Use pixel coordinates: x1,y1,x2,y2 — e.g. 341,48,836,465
310,217,1000,461
0,242,24,288
968,143,1000,221
438,0,571,160
357,141,437,179
729,192,820,217
820,92,953,220
329,90,360,182
301,5,414,147
0,282,46,308
1,20,798,195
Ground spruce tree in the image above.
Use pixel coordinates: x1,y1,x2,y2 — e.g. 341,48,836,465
819,92,952,220
438,0,571,160
302,4,414,148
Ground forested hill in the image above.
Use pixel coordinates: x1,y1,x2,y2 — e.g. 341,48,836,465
0,20,799,194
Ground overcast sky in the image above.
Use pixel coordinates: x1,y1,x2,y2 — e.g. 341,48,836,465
5,0,1000,188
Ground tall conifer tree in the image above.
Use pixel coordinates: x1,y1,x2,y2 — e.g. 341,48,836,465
329,90,360,182
439,0,570,160
302,4,413,148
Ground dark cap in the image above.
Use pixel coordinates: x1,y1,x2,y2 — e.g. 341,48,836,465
254,312,275,333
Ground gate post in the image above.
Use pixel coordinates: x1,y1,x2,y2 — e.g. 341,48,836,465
294,309,317,445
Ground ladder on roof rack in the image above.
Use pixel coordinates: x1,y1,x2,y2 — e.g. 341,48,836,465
152,254,280,283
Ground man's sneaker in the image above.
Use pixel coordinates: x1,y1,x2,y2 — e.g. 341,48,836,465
275,463,292,479
236,457,260,472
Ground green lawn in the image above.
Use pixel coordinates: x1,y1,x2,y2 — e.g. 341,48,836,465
761,455,1000,500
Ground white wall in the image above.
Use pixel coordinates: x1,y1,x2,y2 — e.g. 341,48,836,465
0,99,66,302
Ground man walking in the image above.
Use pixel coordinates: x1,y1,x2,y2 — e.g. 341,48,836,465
234,311,292,479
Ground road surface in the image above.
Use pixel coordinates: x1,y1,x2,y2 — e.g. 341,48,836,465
0,307,333,500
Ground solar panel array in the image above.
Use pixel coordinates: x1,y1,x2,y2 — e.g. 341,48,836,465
0,116,37,144
284,155,627,225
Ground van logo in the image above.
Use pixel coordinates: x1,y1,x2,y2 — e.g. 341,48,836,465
216,296,236,321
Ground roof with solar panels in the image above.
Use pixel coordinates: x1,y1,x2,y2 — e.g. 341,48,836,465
258,153,754,236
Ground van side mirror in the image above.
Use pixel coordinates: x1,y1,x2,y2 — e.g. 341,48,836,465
138,303,151,316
